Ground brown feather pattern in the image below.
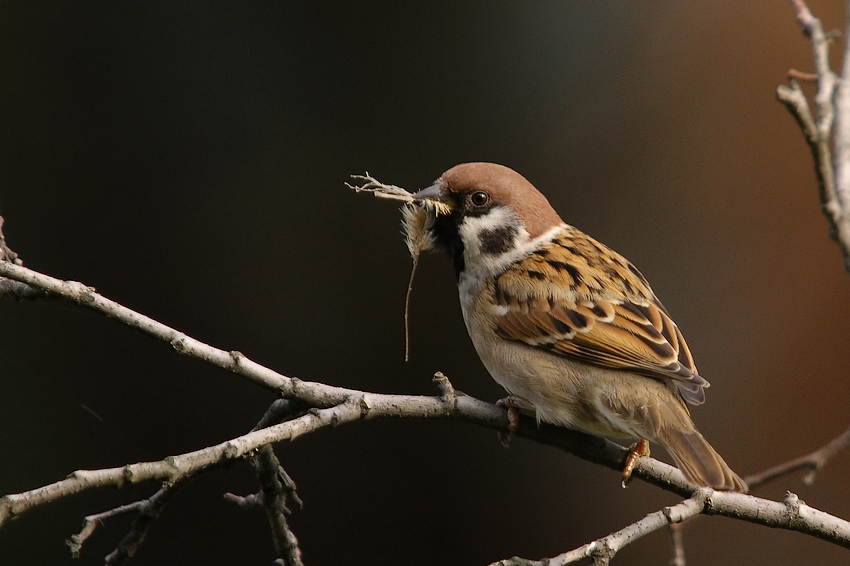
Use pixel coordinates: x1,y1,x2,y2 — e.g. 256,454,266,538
492,225,708,405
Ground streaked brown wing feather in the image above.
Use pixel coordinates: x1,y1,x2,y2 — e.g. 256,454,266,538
492,227,707,405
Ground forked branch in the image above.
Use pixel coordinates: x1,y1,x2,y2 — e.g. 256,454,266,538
778,0,850,271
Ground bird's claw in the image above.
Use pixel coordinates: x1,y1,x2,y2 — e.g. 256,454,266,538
621,439,651,487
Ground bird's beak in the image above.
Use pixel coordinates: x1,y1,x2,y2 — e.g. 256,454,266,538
412,182,456,214
412,183,446,203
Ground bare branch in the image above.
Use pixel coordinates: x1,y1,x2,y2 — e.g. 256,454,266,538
0,400,366,528
0,277,44,300
745,424,850,488
788,0,837,135
0,215,42,300
2,260,850,554
2,379,849,551
0,260,316,397
668,522,686,566
225,450,304,566
780,0,850,270
102,481,185,565
66,480,186,564
834,0,850,263
495,486,850,566
226,401,305,565
788,68,819,82
492,492,708,566
66,399,302,566
66,501,146,558
252,446,303,566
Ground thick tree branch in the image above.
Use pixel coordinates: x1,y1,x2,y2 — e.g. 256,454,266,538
2,369,849,552
252,446,304,566
2,252,850,557
830,2,850,247
224,450,304,566
0,259,300,395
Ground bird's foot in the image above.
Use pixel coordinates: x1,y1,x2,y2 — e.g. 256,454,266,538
495,395,535,447
621,438,651,488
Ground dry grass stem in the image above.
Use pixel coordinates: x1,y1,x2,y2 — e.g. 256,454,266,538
350,174,447,360
347,173,414,203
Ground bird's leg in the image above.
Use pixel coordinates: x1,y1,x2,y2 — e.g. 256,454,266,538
621,438,651,487
496,395,535,447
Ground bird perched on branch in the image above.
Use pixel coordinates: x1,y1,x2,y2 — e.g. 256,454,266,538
409,162,746,492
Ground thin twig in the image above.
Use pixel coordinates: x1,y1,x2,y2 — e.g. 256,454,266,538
66,480,186,564
668,522,686,566
788,68,819,82
491,492,709,566
223,492,263,508
745,425,850,489
103,480,185,565
66,501,146,558
0,260,299,396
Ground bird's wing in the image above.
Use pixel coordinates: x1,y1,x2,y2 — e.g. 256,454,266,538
491,227,707,405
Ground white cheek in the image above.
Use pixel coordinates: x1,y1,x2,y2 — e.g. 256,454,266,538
457,207,517,244
457,207,528,266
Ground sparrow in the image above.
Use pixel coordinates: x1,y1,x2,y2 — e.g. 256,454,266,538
410,162,747,492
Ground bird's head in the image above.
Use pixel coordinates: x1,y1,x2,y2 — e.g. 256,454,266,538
412,162,563,278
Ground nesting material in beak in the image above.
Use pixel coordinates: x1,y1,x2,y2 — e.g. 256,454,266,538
348,172,447,361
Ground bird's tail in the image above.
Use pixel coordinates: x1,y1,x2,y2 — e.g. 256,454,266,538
659,428,748,492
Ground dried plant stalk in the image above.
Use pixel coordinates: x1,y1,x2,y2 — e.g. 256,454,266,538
400,204,436,360
347,173,451,215
349,173,446,360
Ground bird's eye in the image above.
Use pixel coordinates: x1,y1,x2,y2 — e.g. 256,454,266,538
469,191,490,207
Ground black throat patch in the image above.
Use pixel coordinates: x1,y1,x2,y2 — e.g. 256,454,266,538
429,210,466,278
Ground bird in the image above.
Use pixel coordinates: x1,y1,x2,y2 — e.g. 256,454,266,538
409,162,747,492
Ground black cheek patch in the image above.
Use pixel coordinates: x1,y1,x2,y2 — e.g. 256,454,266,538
478,225,518,255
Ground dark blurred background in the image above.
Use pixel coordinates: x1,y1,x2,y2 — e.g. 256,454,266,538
1,2,849,565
